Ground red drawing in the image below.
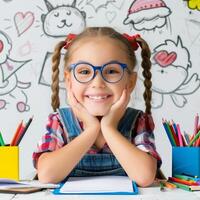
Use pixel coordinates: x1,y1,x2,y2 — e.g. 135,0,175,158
0,40,4,53
154,51,177,67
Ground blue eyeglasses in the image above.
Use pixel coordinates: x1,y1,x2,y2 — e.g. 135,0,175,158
69,61,128,83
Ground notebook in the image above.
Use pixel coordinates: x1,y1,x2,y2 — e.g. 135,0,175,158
0,178,59,189
53,176,138,195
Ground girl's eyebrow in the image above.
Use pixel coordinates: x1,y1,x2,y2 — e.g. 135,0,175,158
73,60,123,64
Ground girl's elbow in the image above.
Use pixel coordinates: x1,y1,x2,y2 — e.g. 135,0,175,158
136,175,155,187
37,169,56,184
129,170,156,187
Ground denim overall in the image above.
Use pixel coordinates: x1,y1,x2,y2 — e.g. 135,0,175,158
58,107,141,177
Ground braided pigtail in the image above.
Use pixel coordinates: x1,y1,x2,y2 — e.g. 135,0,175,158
136,37,152,114
51,41,66,112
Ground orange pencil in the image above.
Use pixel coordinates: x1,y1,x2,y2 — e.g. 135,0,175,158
10,120,23,146
164,181,177,189
12,124,25,146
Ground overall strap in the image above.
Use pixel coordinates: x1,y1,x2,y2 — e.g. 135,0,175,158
57,107,82,138
118,107,142,138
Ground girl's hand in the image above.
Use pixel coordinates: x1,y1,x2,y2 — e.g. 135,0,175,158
67,89,100,131
101,89,130,130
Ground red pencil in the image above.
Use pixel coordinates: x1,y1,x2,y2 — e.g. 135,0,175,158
15,116,33,146
10,120,23,146
169,177,198,186
169,122,179,146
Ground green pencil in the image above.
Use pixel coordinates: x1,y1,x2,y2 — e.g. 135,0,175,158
189,130,200,147
169,181,191,191
0,131,5,146
159,182,165,192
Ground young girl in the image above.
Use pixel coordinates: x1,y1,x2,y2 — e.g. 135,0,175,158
33,27,162,186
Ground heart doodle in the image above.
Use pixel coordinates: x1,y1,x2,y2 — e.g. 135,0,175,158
14,12,34,36
0,40,4,53
154,50,177,67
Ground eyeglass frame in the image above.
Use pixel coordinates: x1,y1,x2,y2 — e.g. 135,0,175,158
69,60,129,83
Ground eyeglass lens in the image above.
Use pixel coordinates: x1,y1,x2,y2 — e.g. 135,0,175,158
74,63,124,83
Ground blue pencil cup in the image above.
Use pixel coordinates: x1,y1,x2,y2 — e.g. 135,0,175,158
172,147,200,177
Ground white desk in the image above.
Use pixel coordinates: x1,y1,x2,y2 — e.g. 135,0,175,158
1,187,200,200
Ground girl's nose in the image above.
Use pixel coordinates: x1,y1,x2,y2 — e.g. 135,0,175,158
91,71,106,88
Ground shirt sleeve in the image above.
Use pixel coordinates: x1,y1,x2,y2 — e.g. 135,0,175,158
132,112,162,168
32,113,68,168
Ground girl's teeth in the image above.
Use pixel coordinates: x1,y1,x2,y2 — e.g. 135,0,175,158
88,96,108,100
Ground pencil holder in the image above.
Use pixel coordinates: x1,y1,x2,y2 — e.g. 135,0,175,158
172,147,200,177
0,146,19,180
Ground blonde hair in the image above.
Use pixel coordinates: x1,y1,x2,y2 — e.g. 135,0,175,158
51,27,152,114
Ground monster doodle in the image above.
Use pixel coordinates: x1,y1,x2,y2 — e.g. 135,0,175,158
0,31,31,112
41,0,86,37
151,36,200,108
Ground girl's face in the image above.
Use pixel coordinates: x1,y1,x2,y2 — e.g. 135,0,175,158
65,36,137,116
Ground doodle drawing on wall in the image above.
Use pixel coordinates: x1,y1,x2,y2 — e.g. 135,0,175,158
123,0,172,32
187,0,200,10
38,52,65,89
0,31,31,112
41,0,86,38
151,36,200,108
14,11,35,37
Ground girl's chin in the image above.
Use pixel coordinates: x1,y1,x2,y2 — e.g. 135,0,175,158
87,108,110,116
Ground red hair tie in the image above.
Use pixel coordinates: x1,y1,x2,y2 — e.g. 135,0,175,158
123,33,140,50
64,34,77,49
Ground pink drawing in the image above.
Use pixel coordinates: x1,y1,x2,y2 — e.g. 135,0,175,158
154,51,177,67
19,41,32,57
14,12,35,36
123,0,171,31
0,40,4,53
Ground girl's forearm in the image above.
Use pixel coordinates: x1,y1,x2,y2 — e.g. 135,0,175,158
37,127,100,184
102,127,157,187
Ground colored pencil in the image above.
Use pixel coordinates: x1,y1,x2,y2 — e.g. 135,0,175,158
169,122,179,146
0,131,5,146
194,114,199,135
15,116,33,146
176,124,183,146
193,114,199,146
169,177,198,186
168,181,191,191
10,120,23,146
162,119,176,146
189,130,200,147
183,131,190,145
164,181,177,189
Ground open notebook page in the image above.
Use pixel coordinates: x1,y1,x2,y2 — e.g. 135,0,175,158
60,176,134,193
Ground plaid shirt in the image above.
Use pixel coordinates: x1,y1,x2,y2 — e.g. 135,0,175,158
33,111,162,168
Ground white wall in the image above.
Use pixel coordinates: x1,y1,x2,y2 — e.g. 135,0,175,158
0,0,200,179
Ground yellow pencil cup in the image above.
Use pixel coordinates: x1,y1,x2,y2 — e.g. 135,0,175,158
0,146,19,180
